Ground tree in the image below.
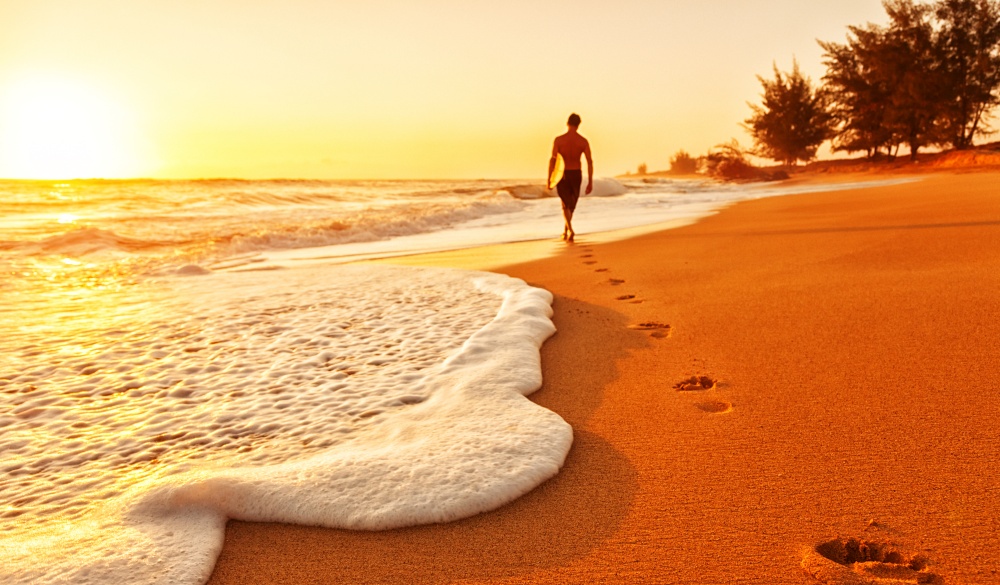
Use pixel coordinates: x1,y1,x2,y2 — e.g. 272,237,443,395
669,150,699,174
879,0,945,160
821,25,899,158
745,60,835,166
934,0,1000,148
819,0,998,160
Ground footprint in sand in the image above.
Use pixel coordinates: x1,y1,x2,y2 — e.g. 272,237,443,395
608,278,625,286
584,261,598,265
580,254,594,258
595,268,609,272
802,537,943,584
695,400,733,414
628,322,672,338
615,294,644,304
673,375,717,391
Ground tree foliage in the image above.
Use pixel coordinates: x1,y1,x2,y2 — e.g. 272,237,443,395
737,0,1000,166
884,0,943,159
745,60,835,165
820,25,896,158
819,0,1000,158
934,0,1000,148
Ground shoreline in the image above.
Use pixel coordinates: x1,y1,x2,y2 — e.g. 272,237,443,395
207,170,1000,584
268,175,922,274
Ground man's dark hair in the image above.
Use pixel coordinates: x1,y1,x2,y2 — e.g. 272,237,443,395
567,113,581,127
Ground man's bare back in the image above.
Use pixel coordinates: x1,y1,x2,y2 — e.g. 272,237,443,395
553,131,592,171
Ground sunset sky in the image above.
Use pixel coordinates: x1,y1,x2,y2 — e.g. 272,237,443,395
1,1,890,180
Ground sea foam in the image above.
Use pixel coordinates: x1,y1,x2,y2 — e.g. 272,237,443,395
0,263,570,584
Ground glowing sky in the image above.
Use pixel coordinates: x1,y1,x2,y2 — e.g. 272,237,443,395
0,1,889,179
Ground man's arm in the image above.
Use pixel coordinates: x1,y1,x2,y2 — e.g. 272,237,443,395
584,140,594,194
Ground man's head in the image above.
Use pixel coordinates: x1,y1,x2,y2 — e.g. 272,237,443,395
567,113,581,128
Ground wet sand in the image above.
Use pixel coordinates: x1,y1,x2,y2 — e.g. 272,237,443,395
208,172,1000,584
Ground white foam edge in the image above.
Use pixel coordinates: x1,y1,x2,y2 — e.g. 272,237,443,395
2,268,571,585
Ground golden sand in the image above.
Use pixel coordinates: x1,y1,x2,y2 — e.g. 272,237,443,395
208,172,1000,584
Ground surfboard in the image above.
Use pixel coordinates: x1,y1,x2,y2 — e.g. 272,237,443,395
548,154,564,190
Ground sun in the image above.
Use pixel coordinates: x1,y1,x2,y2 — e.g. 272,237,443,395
0,74,149,179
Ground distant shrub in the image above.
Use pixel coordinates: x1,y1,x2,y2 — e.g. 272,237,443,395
703,140,760,181
669,150,699,174
637,162,648,175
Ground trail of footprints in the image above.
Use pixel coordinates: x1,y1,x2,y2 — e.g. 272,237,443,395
577,247,732,415
578,248,951,581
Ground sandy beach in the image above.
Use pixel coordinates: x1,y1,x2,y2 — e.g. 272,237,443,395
207,171,1000,584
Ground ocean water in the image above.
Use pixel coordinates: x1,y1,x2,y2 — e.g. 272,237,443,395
0,175,909,584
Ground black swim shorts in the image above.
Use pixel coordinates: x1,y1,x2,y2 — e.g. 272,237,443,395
556,169,582,212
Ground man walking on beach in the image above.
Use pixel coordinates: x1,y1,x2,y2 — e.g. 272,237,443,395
549,113,593,242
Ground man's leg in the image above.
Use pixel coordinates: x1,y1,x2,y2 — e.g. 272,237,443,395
557,171,580,241
561,202,569,240
562,204,575,242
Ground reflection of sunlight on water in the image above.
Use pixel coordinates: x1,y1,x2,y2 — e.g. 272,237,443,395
1,259,169,531
2,261,171,532
5,259,151,341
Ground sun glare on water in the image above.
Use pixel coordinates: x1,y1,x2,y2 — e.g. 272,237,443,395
1,75,149,179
